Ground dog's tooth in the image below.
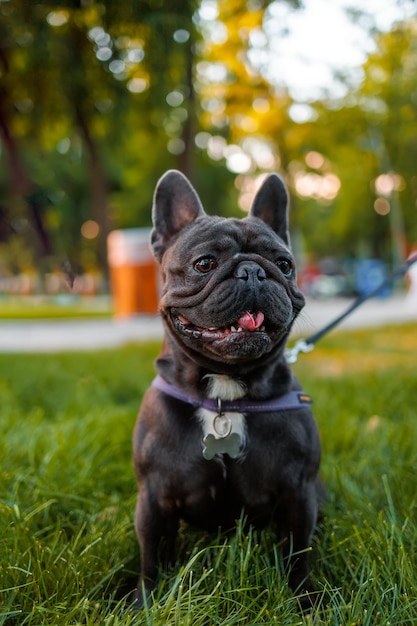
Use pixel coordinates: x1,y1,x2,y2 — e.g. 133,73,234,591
231,326,237,332
208,327,217,331
260,325,265,331
237,327,243,333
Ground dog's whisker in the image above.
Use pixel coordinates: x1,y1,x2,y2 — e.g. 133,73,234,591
290,310,314,339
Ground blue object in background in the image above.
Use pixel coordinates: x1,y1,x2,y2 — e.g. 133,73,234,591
355,259,390,297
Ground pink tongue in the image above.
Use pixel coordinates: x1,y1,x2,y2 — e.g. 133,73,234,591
237,311,265,331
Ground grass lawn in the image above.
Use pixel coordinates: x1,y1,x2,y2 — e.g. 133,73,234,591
0,296,112,320
1,323,417,625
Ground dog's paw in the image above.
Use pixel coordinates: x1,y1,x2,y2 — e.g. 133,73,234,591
130,583,152,611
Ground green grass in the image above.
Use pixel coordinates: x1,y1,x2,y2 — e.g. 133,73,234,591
0,295,112,319
1,323,417,624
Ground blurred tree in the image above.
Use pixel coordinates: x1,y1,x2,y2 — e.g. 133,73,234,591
195,2,417,265
0,1,117,270
0,1,54,261
0,0,199,276
300,18,417,262
358,20,417,258
2,0,416,282
196,0,296,161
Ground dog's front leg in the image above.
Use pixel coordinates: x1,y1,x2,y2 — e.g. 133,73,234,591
279,484,318,610
133,483,179,608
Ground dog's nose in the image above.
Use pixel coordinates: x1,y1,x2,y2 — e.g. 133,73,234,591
235,261,266,283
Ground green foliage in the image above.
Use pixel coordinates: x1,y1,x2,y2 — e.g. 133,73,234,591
0,0,204,271
290,19,417,261
1,0,417,278
2,324,417,623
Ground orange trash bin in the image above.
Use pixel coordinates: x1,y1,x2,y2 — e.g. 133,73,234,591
107,228,159,317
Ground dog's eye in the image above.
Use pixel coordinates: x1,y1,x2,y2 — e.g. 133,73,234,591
194,256,218,273
276,258,293,277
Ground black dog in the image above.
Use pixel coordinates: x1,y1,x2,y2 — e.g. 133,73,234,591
132,170,322,610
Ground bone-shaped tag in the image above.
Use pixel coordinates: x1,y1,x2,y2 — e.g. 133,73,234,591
202,432,242,460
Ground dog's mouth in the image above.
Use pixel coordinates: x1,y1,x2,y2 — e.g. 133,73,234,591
171,310,283,341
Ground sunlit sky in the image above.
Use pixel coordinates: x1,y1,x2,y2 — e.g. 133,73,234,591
262,0,416,101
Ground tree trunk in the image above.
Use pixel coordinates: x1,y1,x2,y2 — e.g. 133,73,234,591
74,105,110,276
0,101,52,256
178,35,195,181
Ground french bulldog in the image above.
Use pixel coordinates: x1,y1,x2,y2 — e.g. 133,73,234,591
132,170,323,611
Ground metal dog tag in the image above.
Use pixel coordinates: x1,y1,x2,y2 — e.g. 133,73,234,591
202,399,242,460
202,432,241,460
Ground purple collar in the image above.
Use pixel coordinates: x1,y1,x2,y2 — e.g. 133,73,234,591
152,375,312,413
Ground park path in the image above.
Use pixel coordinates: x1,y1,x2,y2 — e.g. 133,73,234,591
0,294,415,353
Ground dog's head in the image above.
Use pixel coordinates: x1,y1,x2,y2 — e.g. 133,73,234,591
150,170,304,369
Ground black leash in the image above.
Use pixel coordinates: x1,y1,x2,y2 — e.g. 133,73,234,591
285,253,417,363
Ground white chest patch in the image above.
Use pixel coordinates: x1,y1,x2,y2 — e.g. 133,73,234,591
197,375,247,460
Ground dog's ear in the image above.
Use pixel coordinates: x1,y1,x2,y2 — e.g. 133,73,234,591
151,170,206,261
249,174,290,246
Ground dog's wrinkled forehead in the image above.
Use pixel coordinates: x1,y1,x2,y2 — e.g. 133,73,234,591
150,170,292,263
163,214,291,268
